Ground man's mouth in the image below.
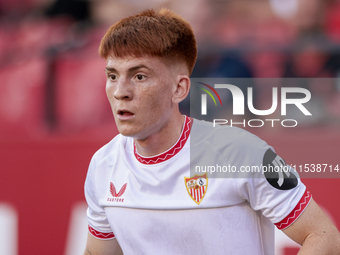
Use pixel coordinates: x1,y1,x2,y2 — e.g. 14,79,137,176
117,110,134,117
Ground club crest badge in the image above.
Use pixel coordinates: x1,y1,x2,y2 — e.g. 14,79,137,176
184,173,208,205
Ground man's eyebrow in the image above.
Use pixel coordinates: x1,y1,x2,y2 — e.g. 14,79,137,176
105,65,151,73
105,67,117,72
128,64,151,72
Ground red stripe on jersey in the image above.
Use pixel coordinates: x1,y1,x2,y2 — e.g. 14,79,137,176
88,226,115,239
134,116,192,164
275,190,312,230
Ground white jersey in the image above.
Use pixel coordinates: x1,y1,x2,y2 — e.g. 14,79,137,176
84,116,311,255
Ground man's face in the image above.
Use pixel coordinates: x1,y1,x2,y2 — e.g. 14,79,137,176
105,55,178,139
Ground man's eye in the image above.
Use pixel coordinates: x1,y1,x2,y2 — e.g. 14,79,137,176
109,74,117,81
136,74,145,81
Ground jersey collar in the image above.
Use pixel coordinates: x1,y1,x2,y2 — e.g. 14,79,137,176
134,116,192,165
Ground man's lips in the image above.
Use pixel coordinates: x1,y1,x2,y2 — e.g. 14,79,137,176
116,109,135,120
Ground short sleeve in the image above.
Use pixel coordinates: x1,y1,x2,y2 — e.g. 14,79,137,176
220,127,312,230
84,155,115,239
236,148,312,230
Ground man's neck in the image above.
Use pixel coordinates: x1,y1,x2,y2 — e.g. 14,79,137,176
134,114,185,157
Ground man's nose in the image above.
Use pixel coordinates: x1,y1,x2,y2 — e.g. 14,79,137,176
113,78,133,100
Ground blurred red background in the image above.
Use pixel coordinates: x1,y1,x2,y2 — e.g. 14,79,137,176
0,0,340,254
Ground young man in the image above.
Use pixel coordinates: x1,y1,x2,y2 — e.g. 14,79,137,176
84,9,340,255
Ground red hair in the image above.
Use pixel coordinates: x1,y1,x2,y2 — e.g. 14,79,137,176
99,8,197,75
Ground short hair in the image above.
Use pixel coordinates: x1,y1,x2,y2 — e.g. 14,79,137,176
99,8,197,75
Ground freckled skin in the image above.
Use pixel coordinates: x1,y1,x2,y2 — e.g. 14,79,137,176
105,55,185,154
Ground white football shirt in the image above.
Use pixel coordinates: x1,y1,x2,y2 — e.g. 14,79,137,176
85,116,311,254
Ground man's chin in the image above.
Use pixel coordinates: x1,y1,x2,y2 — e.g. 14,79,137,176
117,127,139,138
115,121,134,135
117,127,150,140
118,129,135,137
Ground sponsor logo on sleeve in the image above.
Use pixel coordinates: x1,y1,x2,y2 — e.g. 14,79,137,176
262,149,298,190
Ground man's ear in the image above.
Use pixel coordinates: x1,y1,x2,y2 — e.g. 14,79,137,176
172,75,190,104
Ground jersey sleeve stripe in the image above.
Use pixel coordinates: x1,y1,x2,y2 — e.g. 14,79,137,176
88,225,115,240
274,190,312,230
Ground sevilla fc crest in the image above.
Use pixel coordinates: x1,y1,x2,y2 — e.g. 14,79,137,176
184,173,208,205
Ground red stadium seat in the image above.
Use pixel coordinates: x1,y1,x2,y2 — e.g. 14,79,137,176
0,58,47,140
54,53,112,133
